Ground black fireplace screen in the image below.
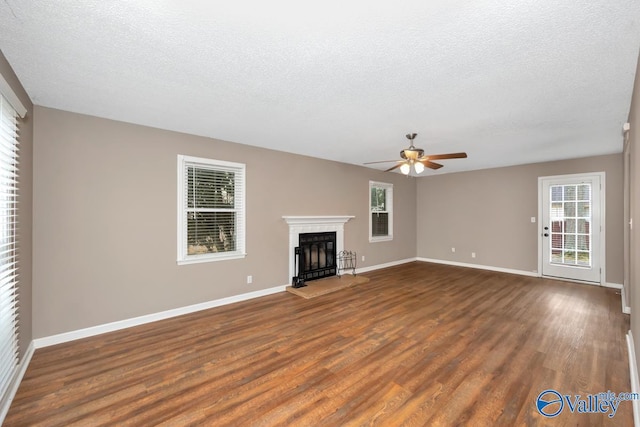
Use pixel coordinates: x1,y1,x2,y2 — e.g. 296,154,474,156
296,232,337,281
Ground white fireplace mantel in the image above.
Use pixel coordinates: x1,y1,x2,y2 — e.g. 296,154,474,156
283,215,354,284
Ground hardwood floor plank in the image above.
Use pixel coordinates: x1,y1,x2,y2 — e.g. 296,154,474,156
5,262,632,426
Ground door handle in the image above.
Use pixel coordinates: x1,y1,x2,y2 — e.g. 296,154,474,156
543,233,549,237
544,226,549,230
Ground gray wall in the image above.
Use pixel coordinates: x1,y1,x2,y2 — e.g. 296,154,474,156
629,51,640,367
0,51,33,359
32,106,417,338
416,154,624,283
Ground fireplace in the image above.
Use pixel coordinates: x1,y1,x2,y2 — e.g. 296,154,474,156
297,232,337,281
283,215,354,287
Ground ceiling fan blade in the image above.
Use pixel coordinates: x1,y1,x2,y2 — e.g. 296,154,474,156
423,152,468,161
419,160,444,170
363,160,402,165
385,163,404,172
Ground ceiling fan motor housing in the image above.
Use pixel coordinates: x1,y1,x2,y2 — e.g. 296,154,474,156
363,132,466,173
400,147,424,161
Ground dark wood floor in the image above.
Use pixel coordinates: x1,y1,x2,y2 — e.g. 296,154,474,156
6,262,631,426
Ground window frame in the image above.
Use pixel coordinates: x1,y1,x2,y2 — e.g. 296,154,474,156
177,155,246,265
369,181,393,242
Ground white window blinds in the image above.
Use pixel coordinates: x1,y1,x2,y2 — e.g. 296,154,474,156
177,155,246,264
369,181,393,242
0,93,19,402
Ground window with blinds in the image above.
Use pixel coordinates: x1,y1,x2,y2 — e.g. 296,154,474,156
0,93,19,401
177,155,246,264
369,181,393,242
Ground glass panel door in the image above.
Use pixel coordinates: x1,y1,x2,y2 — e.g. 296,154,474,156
540,174,601,283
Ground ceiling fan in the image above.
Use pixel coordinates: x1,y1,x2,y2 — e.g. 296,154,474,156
364,133,467,175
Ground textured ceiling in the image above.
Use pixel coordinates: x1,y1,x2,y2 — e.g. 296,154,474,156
1,1,639,175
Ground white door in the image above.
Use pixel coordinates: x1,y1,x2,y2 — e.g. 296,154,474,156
540,173,603,283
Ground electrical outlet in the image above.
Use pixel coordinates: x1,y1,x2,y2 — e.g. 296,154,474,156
531,217,536,223
361,255,365,262
247,275,253,284
451,247,455,253
471,252,476,258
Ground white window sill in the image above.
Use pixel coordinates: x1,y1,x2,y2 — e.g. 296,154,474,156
178,252,247,265
369,236,393,243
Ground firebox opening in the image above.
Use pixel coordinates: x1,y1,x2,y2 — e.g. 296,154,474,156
297,232,337,281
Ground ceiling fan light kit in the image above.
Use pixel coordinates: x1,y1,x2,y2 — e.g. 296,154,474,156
364,133,468,175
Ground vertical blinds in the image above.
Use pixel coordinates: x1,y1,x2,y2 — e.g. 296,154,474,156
0,93,19,402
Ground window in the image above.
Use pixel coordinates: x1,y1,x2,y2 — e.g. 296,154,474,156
369,181,393,242
177,155,246,264
0,91,20,401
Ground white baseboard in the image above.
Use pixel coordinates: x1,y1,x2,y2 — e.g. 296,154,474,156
355,257,417,274
416,259,629,310
0,341,35,425
602,283,631,314
627,331,640,426
34,285,287,348
416,257,539,278
31,257,627,348
36,257,417,349
622,286,632,314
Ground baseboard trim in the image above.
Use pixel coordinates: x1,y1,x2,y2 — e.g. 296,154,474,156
622,286,632,314
34,285,287,348
0,341,35,425
627,331,640,426
416,258,539,278
356,257,417,274
603,283,631,314
35,258,419,349
30,258,626,346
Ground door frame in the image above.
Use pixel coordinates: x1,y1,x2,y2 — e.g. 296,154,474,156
623,136,631,311
537,172,606,286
